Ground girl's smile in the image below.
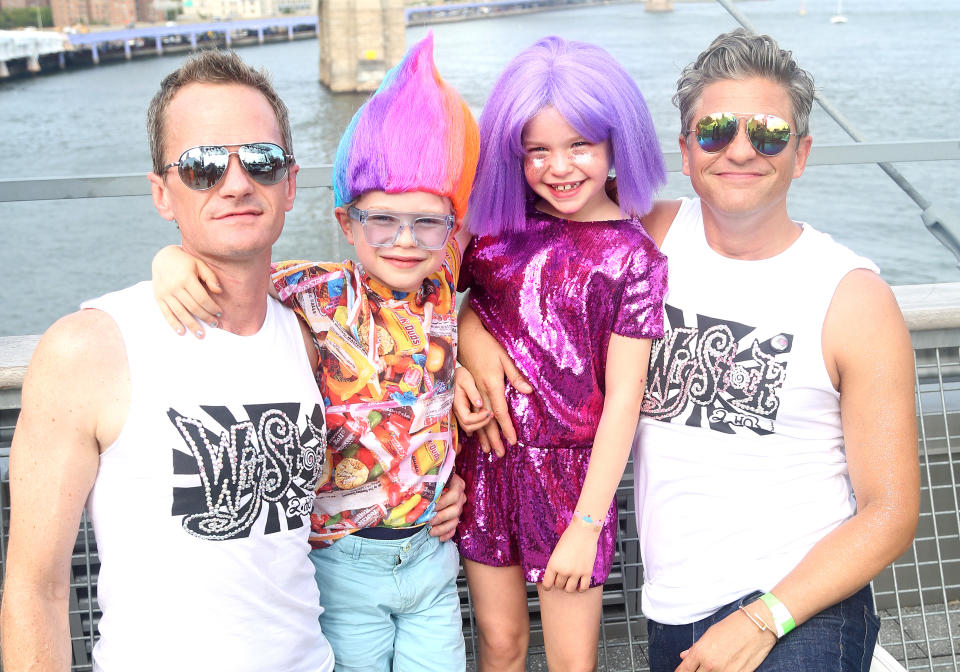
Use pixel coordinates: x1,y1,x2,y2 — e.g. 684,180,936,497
521,106,620,222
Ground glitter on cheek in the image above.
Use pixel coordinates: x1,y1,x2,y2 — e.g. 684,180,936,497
525,155,548,174
570,149,597,168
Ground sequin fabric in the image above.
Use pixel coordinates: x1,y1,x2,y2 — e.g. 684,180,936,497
455,206,668,580
460,207,668,449
457,444,617,586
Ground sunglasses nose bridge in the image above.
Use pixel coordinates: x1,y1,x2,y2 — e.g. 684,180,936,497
215,150,256,191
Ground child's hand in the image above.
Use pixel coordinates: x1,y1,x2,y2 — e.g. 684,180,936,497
453,366,494,441
542,522,600,593
152,245,223,338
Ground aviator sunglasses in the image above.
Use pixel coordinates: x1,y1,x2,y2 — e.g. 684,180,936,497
163,142,294,190
348,206,454,250
687,113,796,156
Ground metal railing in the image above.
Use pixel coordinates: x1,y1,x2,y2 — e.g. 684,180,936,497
2,143,960,670
3,284,960,671
3,142,960,203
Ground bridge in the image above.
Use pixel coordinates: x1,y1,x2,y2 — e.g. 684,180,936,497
0,29,68,77
0,0,672,80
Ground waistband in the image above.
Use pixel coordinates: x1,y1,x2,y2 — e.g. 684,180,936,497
354,524,424,540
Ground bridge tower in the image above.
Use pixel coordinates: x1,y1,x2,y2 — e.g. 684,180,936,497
645,0,674,11
318,0,406,93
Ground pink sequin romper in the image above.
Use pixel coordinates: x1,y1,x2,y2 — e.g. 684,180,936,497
455,207,668,585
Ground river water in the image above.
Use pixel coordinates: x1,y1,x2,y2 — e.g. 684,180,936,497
1,0,958,336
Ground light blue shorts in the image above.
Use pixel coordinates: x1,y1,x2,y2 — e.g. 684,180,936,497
309,527,465,672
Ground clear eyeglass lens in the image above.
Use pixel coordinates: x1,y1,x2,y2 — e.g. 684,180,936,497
358,210,450,249
412,218,450,248
364,214,403,245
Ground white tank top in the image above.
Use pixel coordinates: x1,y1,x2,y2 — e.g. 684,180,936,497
83,282,333,672
635,199,879,624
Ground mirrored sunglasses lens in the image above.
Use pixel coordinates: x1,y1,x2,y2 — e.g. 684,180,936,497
179,146,228,190
747,115,792,156
413,219,450,249
239,143,288,185
696,114,738,153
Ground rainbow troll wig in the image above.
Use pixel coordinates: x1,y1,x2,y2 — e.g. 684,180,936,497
333,33,479,225
467,36,666,236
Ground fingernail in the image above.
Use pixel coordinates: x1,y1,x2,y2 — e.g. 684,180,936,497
196,330,204,338
209,321,217,328
474,399,482,406
215,311,222,317
176,327,184,335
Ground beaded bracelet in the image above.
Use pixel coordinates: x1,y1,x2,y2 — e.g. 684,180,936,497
572,510,604,532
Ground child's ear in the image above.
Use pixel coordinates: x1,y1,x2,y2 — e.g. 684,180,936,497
334,206,356,245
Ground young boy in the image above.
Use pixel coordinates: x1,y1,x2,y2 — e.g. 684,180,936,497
153,35,478,670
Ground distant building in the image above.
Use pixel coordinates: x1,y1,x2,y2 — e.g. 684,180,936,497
51,0,164,26
180,0,311,20
0,0,51,9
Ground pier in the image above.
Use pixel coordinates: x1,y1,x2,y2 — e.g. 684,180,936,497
0,0,662,81
0,29,68,77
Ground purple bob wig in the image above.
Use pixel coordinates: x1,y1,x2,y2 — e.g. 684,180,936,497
333,33,479,225
468,36,666,236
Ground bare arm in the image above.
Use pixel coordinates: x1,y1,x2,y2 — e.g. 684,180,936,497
1,311,125,671
456,299,532,456
640,199,681,247
152,244,224,338
676,269,919,672
542,334,651,592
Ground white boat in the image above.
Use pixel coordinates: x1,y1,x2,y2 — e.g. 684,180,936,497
831,0,848,23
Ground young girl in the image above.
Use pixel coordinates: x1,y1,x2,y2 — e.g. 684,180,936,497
453,36,668,670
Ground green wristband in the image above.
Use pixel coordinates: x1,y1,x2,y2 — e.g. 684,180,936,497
759,592,796,638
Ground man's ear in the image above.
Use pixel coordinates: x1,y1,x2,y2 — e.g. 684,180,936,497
334,206,356,245
678,134,692,177
793,134,814,179
284,162,299,212
148,172,175,221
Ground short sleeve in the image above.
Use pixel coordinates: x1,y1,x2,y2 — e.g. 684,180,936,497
444,238,463,288
457,235,487,294
270,259,347,335
612,240,669,340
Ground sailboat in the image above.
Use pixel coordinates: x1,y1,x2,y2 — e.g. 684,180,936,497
831,0,848,23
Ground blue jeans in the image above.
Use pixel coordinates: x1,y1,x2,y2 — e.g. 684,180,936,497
309,527,465,672
647,585,880,672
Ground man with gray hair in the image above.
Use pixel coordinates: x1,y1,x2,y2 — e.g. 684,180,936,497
457,29,919,672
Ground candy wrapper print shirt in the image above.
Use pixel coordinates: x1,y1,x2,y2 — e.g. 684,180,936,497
272,240,461,546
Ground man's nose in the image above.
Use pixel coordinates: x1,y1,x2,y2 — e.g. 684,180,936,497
217,153,255,196
724,121,757,161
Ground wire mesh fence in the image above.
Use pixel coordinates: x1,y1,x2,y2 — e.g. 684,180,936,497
1,336,959,671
